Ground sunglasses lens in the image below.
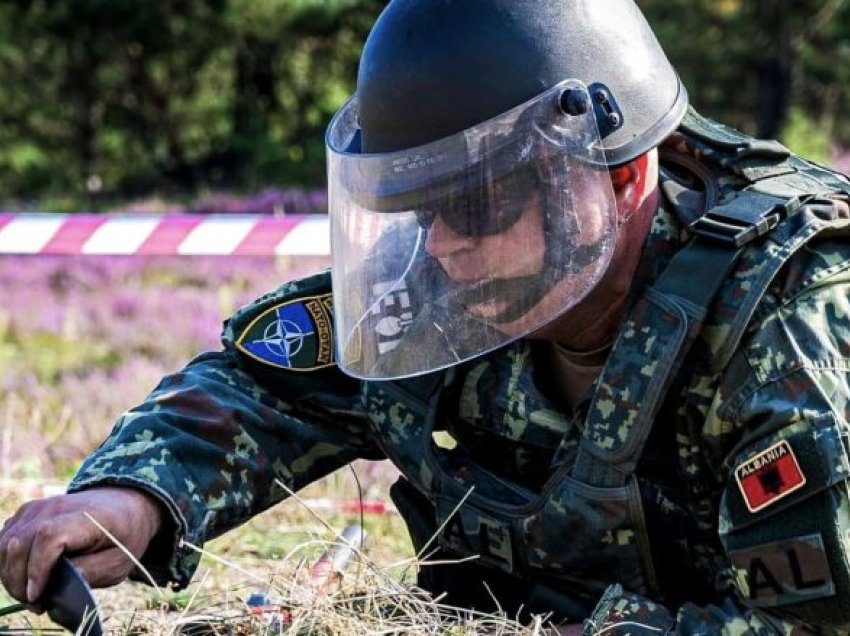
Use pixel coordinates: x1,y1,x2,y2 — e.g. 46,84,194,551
420,185,525,238
415,208,436,230
475,200,525,236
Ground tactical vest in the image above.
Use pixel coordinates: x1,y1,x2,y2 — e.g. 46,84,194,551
363,108,850,617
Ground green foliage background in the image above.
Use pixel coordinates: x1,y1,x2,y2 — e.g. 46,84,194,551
0,0,848,205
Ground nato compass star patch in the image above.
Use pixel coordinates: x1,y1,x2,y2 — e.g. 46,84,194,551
735,440,806,513
236,294,335,371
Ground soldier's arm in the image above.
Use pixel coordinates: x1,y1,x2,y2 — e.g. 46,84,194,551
584,249,850,634
67,271,383,588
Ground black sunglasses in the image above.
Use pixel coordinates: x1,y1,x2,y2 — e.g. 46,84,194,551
415,166,535,238
415,200,526,238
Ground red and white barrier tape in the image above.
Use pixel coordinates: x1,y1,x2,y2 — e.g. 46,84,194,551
0,213,330,256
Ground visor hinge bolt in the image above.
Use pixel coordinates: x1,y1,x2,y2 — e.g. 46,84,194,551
559,89,591,116
607,112,622,127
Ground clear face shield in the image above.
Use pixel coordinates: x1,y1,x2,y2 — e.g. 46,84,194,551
326,79,618,380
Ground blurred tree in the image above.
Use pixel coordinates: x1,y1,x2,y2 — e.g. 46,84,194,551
225,0,387,186
0,0,230,200
640,0,850,161
0,0,386,203
0,0,848,205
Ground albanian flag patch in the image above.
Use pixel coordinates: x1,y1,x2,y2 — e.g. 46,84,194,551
236,294,335,371
735,440,806,513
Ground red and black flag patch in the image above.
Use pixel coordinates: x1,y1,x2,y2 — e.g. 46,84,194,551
735,440,806,513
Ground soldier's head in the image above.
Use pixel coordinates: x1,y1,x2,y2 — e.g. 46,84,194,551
327,0,687,379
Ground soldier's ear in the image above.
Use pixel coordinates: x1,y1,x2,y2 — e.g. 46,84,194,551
610,151,655,224
609,163,635,191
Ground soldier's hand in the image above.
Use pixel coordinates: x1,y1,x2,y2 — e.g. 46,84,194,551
0,487,165,606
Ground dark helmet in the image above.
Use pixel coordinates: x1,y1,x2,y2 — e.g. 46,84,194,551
356,0,688,166
327,0,688,379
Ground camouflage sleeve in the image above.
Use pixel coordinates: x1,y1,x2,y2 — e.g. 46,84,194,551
584,248,850,635
67,271,383,588
583,585,815,635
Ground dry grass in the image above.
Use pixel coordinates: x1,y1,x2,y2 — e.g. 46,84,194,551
0,471,558,635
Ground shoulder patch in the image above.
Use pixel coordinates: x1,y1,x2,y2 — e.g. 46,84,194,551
236,294,335,372
735,440,806,513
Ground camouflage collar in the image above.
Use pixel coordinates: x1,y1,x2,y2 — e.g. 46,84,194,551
625,184,688,312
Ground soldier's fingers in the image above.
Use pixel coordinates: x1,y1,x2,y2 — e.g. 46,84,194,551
0,531,34,603
25,508,122,602
1,499,45,530
25,520,72,604
0,528,7,572
0,501,55,588
0,506,28,550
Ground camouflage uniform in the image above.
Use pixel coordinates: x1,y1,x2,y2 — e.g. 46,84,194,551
69,110,850,634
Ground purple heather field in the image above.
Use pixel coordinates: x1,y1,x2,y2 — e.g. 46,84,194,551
0,251,330,481
0,188,333,481
0,188,338,480
117,187,328,216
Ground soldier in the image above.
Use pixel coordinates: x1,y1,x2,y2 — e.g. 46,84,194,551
3,1,850,633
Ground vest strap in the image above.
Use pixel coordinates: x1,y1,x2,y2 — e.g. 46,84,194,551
572,238,740,486
573,192,804,487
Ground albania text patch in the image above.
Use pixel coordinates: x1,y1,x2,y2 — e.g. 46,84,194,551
236,294,334,371
735,440,806,513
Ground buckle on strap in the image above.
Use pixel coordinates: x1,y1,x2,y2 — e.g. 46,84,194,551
690,193,801,248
